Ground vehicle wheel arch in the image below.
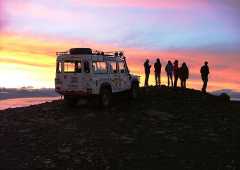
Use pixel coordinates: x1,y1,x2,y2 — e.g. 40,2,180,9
131,79,139,87
100,82,112,93
99,82,112,108
129,79,140,99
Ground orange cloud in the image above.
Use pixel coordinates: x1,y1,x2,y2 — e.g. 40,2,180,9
0,31,239,91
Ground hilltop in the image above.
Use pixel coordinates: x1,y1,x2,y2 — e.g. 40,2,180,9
0,87,240,169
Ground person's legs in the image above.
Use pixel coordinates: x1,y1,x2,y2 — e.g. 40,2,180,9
170,74,173,87
155,73,157,86
146,74,149,86
157,73,160,86
184,80,186,88
180,79,183,88
145,73,148,86
167,75,169,87
201,77,204,92
159,73,161,86
174,75,178,87
203,80,208,92
202,77,208,93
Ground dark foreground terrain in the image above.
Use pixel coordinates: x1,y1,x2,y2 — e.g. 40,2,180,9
1,87,240,170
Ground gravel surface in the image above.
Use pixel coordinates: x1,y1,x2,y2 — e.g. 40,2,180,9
0,87,240,170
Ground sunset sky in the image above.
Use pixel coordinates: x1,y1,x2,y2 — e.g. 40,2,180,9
0,0,240,91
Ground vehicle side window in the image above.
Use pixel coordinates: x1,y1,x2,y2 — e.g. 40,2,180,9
84,61,90,73
118,61,125,73
92,61,107,73
109,61,117,73
75,61,81,73
56,62,62,73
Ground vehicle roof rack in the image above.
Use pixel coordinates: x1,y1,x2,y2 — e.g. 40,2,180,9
56,48,125,58
92,50,124,58
56,51,68,56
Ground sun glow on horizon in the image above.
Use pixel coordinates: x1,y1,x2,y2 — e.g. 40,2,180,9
0,1,240,91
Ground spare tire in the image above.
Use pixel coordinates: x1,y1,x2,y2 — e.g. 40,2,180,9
69,48,92,55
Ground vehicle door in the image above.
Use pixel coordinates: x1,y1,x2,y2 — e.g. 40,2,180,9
62,60,83,91
92,60,108,93
108,61,120,92
118,61,131,91
82,59,93,90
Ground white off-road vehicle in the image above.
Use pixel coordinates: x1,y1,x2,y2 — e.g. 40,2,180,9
55,48,140,107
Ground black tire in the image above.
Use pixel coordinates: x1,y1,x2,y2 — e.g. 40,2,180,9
130,82,139,99
64,96,77,106
100,88,112,107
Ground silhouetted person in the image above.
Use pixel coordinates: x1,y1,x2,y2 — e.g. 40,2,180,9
144,59,151,86
154,58,162,86
173,60,179,87
179,62,189,88
200,61,209,93
165,60,173,87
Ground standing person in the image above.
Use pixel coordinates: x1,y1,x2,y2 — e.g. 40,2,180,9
179,62,189,88
165,60,173,87
200,61,210,93
144,59,151,86
154,58,162,86
173,60,179,88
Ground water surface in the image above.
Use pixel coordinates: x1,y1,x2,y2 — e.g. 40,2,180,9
0,96,61,110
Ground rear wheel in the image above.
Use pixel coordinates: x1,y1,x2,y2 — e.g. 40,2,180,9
100,88,112,107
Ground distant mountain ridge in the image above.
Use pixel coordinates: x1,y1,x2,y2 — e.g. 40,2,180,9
212,89,240,101
0,88,59,100
1,87,240,101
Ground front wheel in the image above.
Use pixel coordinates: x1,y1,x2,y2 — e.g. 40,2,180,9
130,82,139,99
64,95,77,106
100,88,112,107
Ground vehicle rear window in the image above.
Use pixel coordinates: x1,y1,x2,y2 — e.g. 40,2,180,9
92,61,107,73
64,61,81,73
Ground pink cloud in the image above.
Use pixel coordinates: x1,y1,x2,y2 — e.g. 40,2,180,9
71,0,207,10
0,0,6,30
4,1,78,22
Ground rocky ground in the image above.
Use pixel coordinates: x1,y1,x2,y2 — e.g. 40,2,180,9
0,86,240,170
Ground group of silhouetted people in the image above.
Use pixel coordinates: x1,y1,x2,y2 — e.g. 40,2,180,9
144,59,210,93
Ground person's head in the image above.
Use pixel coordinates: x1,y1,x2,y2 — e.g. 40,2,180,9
204,61,208,65
182,62,186,67
146,59,149,63
168,60,171,64
174,60,178,65
157,58,160,63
